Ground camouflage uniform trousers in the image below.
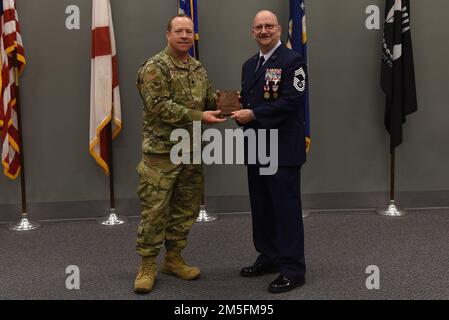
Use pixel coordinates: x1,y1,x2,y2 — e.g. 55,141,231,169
136,154,203,257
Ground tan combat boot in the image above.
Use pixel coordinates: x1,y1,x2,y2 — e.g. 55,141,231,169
160,250,200,280
134,256,157,293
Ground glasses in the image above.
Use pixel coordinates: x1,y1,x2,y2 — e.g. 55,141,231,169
253,24,279,32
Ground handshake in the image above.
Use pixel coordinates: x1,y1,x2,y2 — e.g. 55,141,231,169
201,90,255,125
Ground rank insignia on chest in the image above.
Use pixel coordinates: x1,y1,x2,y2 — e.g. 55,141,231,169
264,68,282,100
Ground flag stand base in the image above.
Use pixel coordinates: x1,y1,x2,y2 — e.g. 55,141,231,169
377,200,407,217
8,213,40,231
302,210,311,218
98,208,127,226
196,205,218,222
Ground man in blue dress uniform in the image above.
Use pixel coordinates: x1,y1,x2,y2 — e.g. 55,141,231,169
231,10,308,294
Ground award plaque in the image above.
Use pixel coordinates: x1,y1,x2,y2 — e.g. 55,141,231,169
216,90,241,116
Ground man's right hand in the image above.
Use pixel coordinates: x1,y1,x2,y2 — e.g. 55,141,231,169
202,110,226,124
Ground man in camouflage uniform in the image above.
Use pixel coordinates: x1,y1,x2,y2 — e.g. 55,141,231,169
134,14,225,294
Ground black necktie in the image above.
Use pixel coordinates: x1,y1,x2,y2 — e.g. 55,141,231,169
255,55,265,72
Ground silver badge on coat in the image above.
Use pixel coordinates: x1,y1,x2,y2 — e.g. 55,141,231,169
293,67,306,92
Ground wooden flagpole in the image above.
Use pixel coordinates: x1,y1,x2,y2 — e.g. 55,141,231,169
98,116,127,226
9,50,40,231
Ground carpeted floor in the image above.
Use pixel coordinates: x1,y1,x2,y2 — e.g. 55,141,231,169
0,210,448,300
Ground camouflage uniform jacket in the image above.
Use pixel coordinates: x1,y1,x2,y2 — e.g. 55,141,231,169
137,47,216,155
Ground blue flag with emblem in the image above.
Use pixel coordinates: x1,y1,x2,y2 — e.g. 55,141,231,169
287,0,311,153
178,0,199,60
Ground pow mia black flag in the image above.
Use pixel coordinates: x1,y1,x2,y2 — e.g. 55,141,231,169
381,0,417,152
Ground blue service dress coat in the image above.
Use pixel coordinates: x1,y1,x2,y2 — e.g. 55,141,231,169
240,44,308,280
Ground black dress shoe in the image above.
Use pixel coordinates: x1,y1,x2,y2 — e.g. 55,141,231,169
240,263,279,278
268,275,305,293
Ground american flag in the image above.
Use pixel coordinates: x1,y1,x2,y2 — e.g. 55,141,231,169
90,0,121,175
0,0,25,180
